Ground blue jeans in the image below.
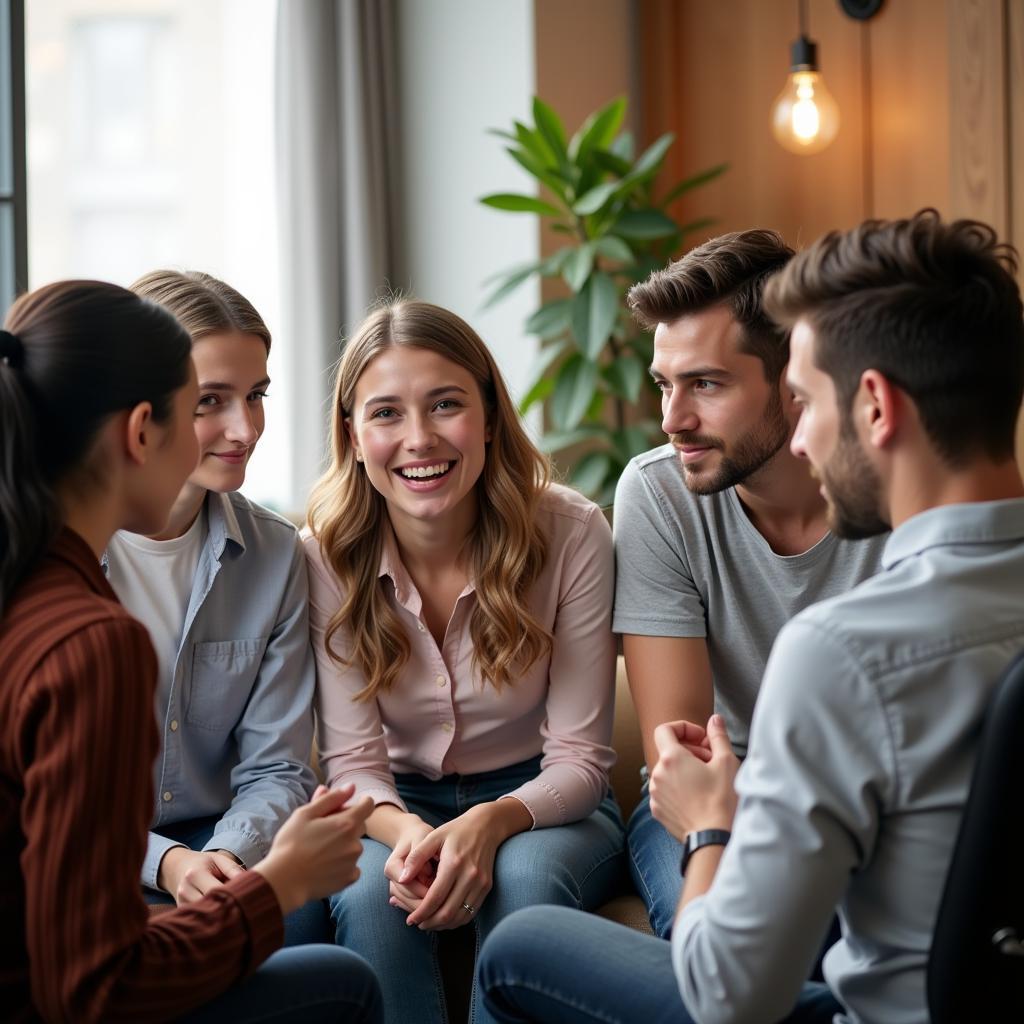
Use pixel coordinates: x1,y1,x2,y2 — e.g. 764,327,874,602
330,757,626,1024
177,944,382,1023
146,815,331,946
478,905,842,1024
627,784,684,938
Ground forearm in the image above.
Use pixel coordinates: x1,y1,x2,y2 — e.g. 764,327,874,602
366,801,425,847
677,844,724,916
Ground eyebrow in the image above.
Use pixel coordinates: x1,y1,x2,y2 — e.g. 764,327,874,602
198,377,272,391
648,366,734,382
362,385,469,408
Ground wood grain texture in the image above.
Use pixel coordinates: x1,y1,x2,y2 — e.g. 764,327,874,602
948,0,1009,233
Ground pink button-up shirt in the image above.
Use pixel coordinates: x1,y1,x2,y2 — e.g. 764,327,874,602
304,483,616,828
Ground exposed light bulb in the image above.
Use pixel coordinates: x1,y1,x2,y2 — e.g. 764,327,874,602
770,35,840,155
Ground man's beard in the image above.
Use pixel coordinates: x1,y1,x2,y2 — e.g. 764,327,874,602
818,425,890,539
672,387,790,495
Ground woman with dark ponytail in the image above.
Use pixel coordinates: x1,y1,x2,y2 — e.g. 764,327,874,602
0,281,381,1023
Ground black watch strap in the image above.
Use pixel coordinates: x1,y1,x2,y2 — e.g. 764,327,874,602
679,828,731,876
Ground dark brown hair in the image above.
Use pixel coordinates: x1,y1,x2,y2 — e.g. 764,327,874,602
628,228,795,380
764,209,1024,466
0,281,192,607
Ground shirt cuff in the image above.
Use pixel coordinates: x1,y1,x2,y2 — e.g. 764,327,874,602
143,831,188,891
203,827,268,869
503,779,565,829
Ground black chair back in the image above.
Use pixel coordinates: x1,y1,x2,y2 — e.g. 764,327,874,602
927,648,1024,1022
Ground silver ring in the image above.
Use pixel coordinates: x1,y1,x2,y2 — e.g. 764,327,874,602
461,901,476,915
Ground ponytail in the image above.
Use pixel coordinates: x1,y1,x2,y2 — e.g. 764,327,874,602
0,281,192,609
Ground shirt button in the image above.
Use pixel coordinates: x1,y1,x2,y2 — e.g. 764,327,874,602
436,674,447,687
417,622,426,632
169,720,179,732
162,791,173,802
441,722,453,733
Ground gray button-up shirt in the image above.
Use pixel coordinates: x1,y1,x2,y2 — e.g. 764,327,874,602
106,491,317,887
673,498,1024,1024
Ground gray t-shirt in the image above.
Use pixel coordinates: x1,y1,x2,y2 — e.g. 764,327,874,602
613,444,887,756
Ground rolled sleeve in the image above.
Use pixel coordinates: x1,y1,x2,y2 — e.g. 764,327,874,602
671,620,890,1024
504,504,617,827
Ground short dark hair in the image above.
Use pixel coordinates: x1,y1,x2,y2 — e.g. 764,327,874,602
764,209,1024,466
627,228,795,380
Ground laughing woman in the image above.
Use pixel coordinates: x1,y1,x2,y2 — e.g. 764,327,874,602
103,271,326,943
305,300,625,1023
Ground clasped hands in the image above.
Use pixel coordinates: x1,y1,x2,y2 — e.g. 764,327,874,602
384,803,513,932
649,713,740,841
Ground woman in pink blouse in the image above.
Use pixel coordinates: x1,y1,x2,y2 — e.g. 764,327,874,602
304,299,625,1023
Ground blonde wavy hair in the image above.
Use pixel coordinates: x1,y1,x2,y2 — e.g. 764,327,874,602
307,300,552,702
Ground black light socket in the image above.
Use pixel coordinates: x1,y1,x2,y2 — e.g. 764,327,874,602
789,34,818,71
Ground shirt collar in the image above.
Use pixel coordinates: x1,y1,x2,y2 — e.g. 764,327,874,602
376,525,477,611
882,498,1024,570
206,490,245,557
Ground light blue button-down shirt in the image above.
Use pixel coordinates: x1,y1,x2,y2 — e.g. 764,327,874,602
105,491,317,888
673,498,1024,1024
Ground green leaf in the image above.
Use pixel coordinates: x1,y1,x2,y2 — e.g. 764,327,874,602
610,132,634,161
570,451,613,498
537,426,609,453
481,261,541,310
525,336,569,380
514,120,557,168
525,299,573,339
506,147,570,200
550,354,599,431
562,244,596,292
570,96,627,163
594,235,634,263
603,354,646,403
572,180,621,216
570,272,620,359
540,246,575,276
480,192,564,217
613,209,680,241
626,132,675,184
533,97,568,158
613,425,657,463
519,374,555,414
593,148,632,178
660,162,728,207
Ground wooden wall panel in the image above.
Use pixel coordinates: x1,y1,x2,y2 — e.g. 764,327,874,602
868,0,951,219
948,0,1009,234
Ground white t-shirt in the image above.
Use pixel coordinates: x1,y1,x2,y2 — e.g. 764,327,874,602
106,509,208,688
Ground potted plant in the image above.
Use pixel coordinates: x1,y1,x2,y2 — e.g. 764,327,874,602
481,96,725,506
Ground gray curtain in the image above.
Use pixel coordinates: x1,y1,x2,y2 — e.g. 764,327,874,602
275,0,401,506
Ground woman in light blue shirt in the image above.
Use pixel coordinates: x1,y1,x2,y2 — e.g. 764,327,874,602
105,270,325,943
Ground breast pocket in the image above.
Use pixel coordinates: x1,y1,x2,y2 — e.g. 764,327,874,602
186,638,268,730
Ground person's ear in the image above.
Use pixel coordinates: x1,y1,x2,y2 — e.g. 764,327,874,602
857,370,900,450
124,402,155,466
345,417,363,462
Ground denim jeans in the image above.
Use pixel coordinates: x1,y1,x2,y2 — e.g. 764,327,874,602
145,815,332,946
330,756,626,1024
478,906,843,1024
176,944,382,1023
627,783,684,938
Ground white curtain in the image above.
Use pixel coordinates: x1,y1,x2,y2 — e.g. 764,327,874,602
275,0,402,506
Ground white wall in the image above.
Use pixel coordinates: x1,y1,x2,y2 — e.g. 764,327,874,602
395,0,539,407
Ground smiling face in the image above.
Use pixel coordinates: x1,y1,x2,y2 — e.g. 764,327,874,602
787,319,888,538
651,304,790,494
187,330,269,494
346,345,490,533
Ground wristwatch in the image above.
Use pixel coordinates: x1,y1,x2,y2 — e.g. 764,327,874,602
679,828,731,876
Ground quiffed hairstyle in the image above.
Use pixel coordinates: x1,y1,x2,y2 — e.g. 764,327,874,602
307,299,552,702
131,269,271,351
764,209,1024,466
628,228,795,380
0,281,192,608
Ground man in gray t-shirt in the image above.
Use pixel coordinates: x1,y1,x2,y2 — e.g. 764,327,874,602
617,230,886,937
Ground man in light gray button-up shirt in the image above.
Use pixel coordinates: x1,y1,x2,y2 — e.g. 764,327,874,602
477,210,1024,1024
